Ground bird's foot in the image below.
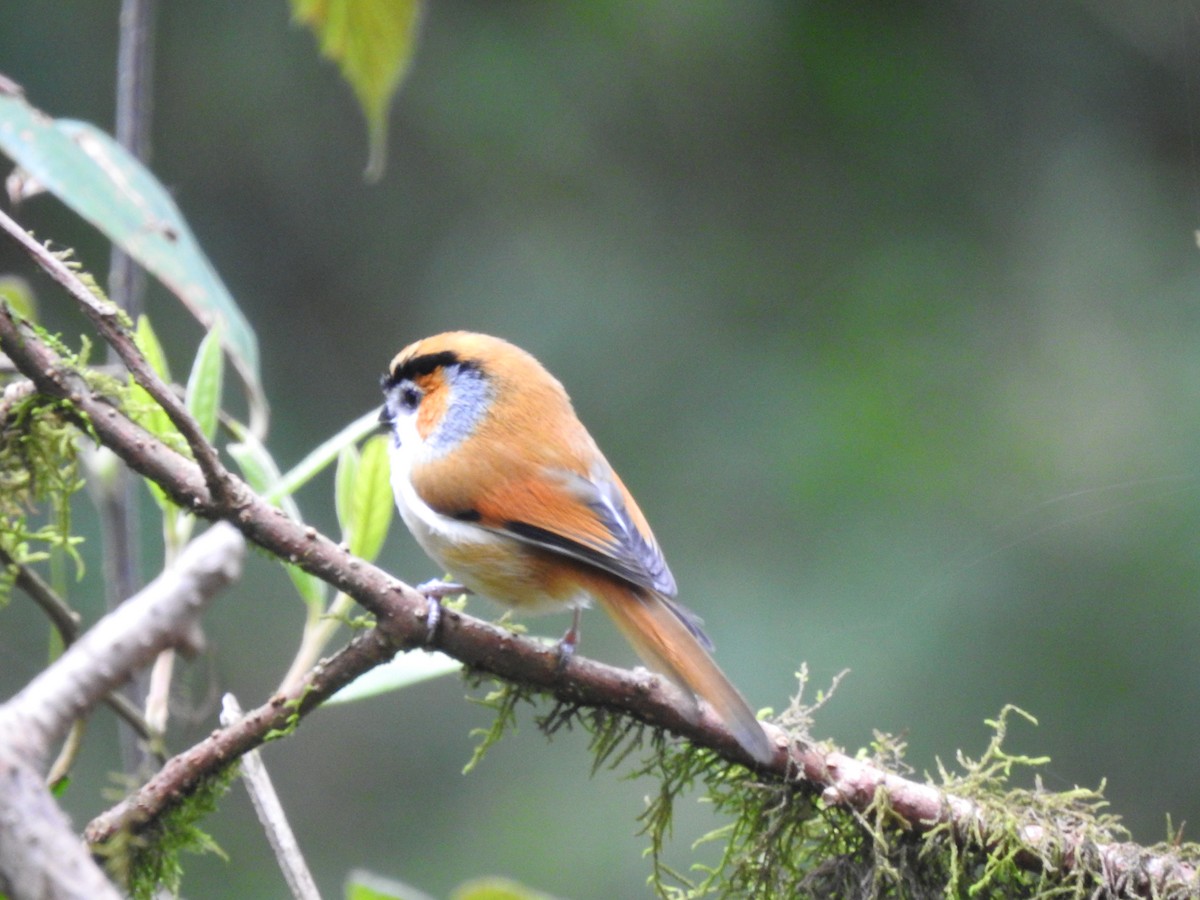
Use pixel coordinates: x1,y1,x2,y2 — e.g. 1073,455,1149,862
554,608,583,673
415,579,470,644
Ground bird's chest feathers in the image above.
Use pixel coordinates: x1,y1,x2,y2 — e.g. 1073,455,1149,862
391,454,589,611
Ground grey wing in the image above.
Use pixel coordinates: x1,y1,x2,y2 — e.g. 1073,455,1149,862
500,466,677,596
498,467,714,651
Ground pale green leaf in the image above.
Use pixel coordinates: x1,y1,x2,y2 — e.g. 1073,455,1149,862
335,443,360,540
0,84,268,433
226,438,282,507
227,438,327,610
225,429,303,522
143,464,172,512
130,316,179,511
327,651,460,705
345,868,436,900
185,325,224,443
0,275,36,320
291,0,423,181
450,877,559,900
349,434,392,562
282,559,328,611
133,314,171,382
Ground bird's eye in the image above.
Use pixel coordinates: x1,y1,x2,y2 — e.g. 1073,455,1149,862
398,383,422,411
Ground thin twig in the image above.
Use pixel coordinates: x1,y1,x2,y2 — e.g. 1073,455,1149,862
109,0,158,772
1,547,81,639
220,695,321,900
113,0,156,210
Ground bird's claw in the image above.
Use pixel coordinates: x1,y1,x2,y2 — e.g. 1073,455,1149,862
415,579,469,645
554,608,583,673
416,579,469,600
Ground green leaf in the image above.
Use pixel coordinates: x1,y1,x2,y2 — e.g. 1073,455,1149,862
133,314,171,382
227,437,327,610
345,868,436,900
0,275,36,320
0,83,268,434
349,434,392,562
326,650,460,705
185,326,225,443
225,428,304,525
291,0,423,181
130,316,179,511
130,319,176,442
451,877,558,900
282,558,328,611
226,437,285,509
336,434,392,561
335,443,360,541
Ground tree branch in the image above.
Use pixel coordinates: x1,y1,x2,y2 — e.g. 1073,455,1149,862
0,523,243,764
0,751,123,900
0,523,243,899
0,545,158,748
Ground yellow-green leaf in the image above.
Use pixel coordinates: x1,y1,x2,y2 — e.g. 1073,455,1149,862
292,0,423,181
345,869,434,900
451,877,558,900
186,326,224,443
349,434,392,562
334,443,360,541
227,436,328,611
134,314,171,382
130,316,179,511
0,275,37,321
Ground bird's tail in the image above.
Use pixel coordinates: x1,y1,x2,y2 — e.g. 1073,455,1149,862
592,582,775,766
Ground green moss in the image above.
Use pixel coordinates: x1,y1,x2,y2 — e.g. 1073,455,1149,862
100,764,237,899
461,669,1200,897
264,693,309,742
0,366,91,597
463,678,536,775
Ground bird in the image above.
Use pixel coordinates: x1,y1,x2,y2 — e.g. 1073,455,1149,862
379,331,775,766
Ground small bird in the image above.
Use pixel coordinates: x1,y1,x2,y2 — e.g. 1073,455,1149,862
379,331,774,765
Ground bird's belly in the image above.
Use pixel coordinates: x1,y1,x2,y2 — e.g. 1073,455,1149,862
404,511,589,615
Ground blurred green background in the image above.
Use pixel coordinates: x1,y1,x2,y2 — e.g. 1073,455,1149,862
3,1,1200,897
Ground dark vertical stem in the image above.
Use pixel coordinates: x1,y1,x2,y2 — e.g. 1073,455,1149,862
107,0,157,774
110,0,156,322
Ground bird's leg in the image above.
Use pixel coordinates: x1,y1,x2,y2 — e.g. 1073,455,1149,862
555,607,583,671
415,579,470,645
